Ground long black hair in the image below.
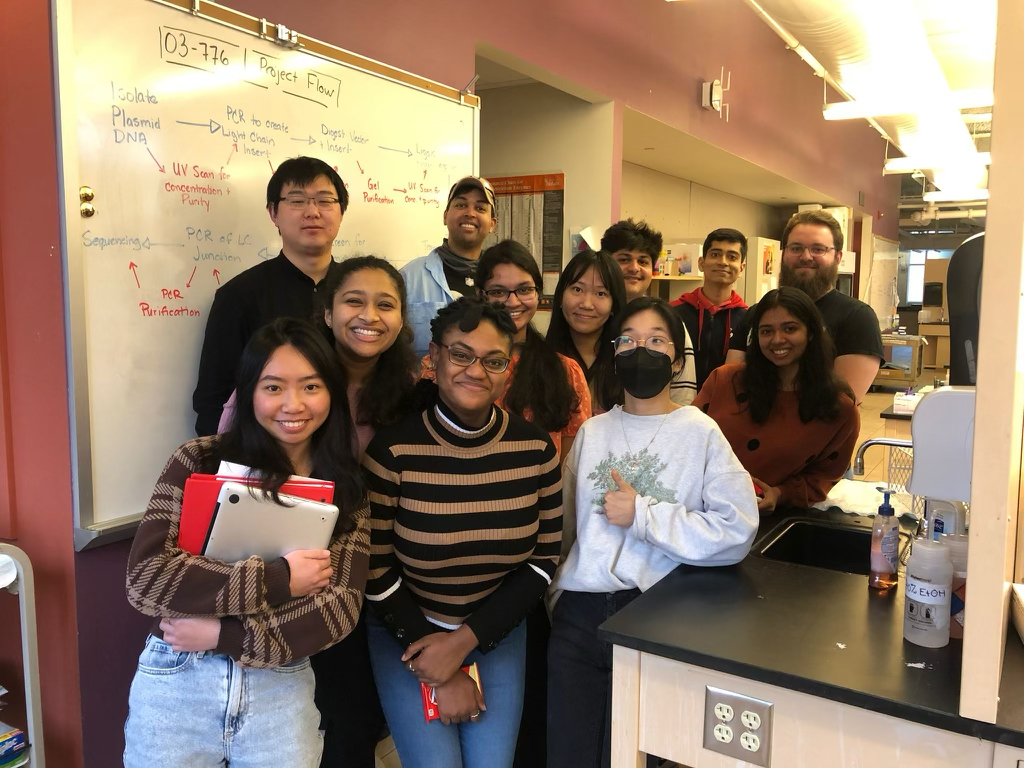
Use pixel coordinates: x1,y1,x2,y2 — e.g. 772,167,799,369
316,255,416,430
741,287,852,424
219,318,364,521
476,240,580,433
546,248,627,411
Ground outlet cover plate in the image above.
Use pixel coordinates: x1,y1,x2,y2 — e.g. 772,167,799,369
703,686,773,766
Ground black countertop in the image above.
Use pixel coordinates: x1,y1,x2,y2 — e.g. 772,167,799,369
880,404,912,420
600,519,1024,747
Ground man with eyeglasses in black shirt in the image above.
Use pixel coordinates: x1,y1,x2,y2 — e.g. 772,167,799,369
725,209,883,403
192,156,348,436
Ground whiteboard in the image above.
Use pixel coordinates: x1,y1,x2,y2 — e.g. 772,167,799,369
54,0,479,544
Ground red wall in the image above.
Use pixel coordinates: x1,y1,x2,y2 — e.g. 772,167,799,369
224,0,901,237
0,0,900,765
0,0,85,763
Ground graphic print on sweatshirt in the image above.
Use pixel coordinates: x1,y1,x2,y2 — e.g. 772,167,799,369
588,448,678,512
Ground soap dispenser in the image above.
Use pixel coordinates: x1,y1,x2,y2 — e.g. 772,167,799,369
869,489,899,590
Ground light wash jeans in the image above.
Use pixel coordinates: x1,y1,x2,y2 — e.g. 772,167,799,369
123,635,323,768
367,612,526,768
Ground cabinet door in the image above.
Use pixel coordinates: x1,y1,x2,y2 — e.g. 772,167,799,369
992,743,1024,768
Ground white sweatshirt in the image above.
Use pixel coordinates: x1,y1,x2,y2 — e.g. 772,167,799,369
551,405,759,600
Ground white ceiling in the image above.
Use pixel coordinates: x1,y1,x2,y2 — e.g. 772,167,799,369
621,108,838,207
745,0,995,193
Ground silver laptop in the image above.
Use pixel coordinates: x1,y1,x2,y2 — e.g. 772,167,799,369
202,480,339,563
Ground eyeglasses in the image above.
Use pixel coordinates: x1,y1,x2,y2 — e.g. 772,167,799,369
612,335,674,355
441,344,511,373
784,243,835,257
279,196,341,212
482,286,538,302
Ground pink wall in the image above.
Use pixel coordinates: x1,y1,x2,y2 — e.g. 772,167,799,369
0,0,85,763
224,0,900,238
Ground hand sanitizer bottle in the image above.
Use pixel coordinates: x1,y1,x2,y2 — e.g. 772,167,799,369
869,490,899,590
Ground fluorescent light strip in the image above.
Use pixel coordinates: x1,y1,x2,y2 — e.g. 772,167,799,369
884,152,991,173
823,89,994,120
922,189,990,203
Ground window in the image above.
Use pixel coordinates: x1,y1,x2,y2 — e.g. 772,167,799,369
907,251,927,304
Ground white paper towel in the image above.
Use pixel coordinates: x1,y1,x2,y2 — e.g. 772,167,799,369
0,555,17,591
811,479,914,518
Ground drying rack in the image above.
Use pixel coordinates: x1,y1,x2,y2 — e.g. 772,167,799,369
0,544,45,767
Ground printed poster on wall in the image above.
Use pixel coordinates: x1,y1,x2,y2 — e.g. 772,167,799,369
483,173,565,300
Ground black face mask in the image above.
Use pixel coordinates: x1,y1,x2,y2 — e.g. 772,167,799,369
615,348,674,399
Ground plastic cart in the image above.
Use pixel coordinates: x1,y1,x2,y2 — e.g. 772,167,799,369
0,544,45,768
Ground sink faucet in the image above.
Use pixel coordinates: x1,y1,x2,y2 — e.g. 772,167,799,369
853,437,913,475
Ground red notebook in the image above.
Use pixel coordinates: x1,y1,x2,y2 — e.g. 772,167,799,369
177,474,335,555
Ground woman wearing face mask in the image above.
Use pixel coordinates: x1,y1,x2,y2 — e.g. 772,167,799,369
546,297,758,768
546,249,628,414
124,319,368,768
419,239,591,457
363,297,562,768
692,287,859,515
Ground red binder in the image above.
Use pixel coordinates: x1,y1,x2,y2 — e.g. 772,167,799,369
177,474,335,555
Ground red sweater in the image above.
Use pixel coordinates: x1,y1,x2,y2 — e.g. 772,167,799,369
692,364,859,508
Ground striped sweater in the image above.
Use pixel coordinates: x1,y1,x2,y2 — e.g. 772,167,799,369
363,400,562,653
125,436,371,668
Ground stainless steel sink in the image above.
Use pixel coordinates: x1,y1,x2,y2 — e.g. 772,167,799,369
756,517,912,576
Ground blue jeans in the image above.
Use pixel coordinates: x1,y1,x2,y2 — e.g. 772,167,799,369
123,635,323,767
367,612,527,768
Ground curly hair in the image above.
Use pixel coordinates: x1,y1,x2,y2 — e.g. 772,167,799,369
600,219,663,267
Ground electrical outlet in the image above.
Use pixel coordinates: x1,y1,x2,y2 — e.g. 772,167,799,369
741,709,761,729
703,686,773,767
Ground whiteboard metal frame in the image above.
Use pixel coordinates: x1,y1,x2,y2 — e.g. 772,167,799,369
52,0,481,550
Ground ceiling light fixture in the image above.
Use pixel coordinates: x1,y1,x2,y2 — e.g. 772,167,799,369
922,189,990,203
884,152,991,174
823,89,994,121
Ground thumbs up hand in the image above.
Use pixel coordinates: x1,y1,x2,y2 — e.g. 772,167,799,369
603,468,638,528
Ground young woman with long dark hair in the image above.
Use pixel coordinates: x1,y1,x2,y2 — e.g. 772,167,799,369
693,287,860,514
311,255,418,767
363,297,562,768
547,297,758,768
546,248,627,413
419,239,591,457
124,318,369,768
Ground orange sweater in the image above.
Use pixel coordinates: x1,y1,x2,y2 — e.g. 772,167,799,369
692,364,859,508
